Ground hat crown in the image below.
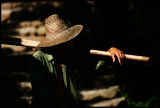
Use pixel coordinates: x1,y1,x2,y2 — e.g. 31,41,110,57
45,14,68,35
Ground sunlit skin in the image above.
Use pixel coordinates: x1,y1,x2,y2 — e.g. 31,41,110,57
107,47,125,65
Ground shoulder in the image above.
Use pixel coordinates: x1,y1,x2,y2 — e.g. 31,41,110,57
33,51,44,57
32,50,53,61
33,50,48,58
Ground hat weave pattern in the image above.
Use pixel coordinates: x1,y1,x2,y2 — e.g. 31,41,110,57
37,14,83,47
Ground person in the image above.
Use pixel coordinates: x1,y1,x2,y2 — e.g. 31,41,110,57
28,14,125,107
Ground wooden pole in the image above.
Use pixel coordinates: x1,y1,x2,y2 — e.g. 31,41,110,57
90,49,150,62
1,37,40,47
1,37,150,62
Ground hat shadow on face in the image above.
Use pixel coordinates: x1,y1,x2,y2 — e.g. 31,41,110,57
40,39,77,63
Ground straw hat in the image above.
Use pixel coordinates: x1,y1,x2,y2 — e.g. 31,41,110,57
37,14,83,47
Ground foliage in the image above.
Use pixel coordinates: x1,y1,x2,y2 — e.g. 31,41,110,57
120,84,159,107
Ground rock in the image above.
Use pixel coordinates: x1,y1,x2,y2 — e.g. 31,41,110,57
1,44,26,53
80,85,120,101
31,20,43,27
88,97,125,107
1,3,12,10
16,27,36,35
14,35,44,42
1,10,11,22
18,96,32,105
18,82,32,89
11,2,22,8
36,26,46,35
1,8,23,22
19,21,31,27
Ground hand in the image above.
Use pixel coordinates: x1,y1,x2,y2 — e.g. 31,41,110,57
108,47,125,65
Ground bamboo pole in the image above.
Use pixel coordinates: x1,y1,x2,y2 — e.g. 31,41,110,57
1,37,40,47
1,37,150,62
20,38,40,47
90,49,150,62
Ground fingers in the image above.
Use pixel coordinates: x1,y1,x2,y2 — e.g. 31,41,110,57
117,51,123,58
111,54,115,62
111,51,125,65
115,52,122,65
118,51,123,58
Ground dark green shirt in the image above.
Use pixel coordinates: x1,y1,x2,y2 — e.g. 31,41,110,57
29,50,105,105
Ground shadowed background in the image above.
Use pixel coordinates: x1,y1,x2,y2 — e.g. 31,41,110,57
1,0,159,107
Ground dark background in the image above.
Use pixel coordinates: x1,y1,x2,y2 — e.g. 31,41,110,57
1,0,159,107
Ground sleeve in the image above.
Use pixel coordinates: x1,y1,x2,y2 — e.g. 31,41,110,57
28,51,57,104
28,53,45,86
95,60,105,70
28,51,56,86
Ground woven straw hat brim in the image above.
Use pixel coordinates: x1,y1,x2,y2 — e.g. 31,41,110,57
37,25,83,47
